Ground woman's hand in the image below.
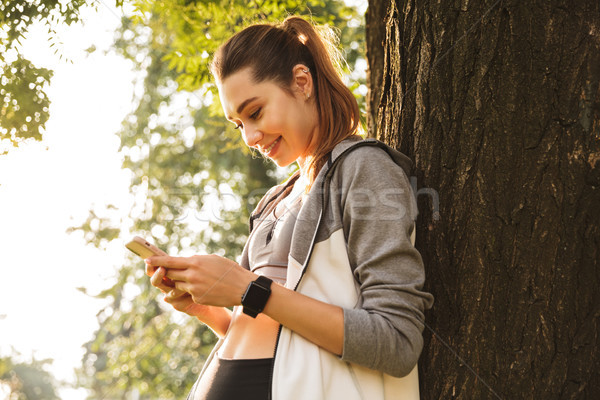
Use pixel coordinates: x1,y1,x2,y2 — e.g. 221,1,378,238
163,288,209,316
148,262,233,338
147,254,344,354
145,262,177,293
148,266,205,315
145,254,255,308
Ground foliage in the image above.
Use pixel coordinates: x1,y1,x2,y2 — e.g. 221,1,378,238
76,263,216,398
0,55,52,151
0,0,123,153
129,0,365,93
73,1,365,398
0,354,60,400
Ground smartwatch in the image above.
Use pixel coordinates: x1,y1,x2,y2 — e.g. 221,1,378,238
241,275,273,318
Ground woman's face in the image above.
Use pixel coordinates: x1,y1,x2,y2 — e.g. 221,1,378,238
217,66,319,171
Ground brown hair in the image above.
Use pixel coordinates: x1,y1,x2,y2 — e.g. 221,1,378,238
210,16,360,186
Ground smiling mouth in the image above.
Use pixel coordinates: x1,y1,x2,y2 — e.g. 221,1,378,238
263,137,281,154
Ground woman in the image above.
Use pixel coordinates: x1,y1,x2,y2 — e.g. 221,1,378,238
145,16,434,400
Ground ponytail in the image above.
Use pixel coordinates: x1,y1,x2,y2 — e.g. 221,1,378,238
211,16,360,187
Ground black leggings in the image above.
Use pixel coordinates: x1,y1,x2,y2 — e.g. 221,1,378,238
187,357,273,400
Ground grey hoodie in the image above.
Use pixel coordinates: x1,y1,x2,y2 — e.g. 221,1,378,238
242,137,434,399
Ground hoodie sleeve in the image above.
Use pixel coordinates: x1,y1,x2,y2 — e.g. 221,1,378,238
334,146,434,377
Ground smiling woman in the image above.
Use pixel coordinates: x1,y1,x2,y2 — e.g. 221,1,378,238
217,67,318,170
211,17,361,186
144,15,433,400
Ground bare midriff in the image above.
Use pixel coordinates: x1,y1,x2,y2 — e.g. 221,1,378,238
218,305,280,359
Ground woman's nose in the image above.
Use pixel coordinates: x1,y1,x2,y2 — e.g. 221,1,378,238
242,124,263,148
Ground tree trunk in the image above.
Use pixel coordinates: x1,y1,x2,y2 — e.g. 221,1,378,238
366,1,600,399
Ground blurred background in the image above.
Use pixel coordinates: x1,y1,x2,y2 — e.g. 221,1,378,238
0,0,367,398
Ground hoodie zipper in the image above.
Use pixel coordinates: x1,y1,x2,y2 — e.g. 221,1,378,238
266,140,383,399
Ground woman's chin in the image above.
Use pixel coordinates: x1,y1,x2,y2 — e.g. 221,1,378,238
271,158,295,168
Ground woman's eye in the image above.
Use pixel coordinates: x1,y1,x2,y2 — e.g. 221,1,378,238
249,108,261,120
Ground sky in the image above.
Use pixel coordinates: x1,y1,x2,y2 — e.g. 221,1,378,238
0,3,137,399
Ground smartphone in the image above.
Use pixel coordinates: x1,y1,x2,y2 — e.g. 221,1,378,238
125,236,175,287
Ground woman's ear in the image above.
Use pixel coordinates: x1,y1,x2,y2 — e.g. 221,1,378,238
292,64,313,100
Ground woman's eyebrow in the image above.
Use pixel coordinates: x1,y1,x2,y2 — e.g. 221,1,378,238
236,96,259,114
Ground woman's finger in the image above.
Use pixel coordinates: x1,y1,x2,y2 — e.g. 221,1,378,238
150,267,173,292
173,280,192,295
164,268,189,282
164,288,188,301
145,262,158,277
145,255,191,270
150,266,164,285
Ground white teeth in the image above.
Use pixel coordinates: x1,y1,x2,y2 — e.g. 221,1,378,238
265,137,281,153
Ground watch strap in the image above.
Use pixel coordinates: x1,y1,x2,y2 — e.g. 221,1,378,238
253,275,272,289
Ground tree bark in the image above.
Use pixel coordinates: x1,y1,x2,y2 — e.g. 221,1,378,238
366,1,600,398
365,0,388,136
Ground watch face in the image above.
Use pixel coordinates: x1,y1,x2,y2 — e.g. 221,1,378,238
242,277,272,317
